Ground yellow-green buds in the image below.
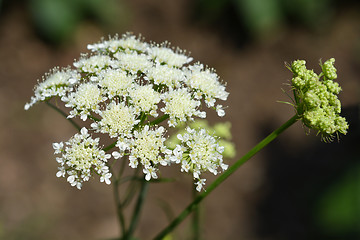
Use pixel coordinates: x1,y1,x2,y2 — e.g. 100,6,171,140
289,58,349,141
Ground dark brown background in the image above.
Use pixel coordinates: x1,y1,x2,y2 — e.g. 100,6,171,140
1,0,359,239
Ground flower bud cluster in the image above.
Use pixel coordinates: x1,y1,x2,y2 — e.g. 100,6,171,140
25,33,229,190
290,58,348,140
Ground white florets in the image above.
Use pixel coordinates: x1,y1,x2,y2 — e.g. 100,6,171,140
74,54,114,73
53,127,111,189
92,101,139,138
174,127,228,191
98,68,134,99
148,46,193,67
161,88,205,127
146,64,185,88
129,84,161,116
63,83,105,121
26,33,230,191
25,68,79,110
126,125,171,181
114,52,153,74
186,64,229,109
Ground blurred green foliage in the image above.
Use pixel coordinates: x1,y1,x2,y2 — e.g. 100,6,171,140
315,161,360,237
193,0,340,40
24,0,129,44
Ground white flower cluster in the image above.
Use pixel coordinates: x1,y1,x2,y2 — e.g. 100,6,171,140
174,127,228,191
53,128,111,189
25,33,229,191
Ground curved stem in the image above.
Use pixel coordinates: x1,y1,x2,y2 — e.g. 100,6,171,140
45,101,81,131
152,114,299,240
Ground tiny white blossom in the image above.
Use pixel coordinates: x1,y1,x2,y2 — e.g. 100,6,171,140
216,104,226,117
52,142,64,154
195,179,206,192
143,166,158,181
100,172,112,185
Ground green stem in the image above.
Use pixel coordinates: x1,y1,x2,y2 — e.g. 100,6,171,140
153,114,299,240
192,181,200,240
150,114,169,126
113,174,126,236
104,141,117,152
45,101,81,131
123,180,150,240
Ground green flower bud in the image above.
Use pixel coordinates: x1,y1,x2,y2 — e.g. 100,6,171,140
321,58,337,80
289,58,348,141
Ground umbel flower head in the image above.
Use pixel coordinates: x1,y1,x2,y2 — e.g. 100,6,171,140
288,58,349,141
25,33,229,191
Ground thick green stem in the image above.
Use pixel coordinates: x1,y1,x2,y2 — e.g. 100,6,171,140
123,180,149,240
153,114,299,240
45,101,81,131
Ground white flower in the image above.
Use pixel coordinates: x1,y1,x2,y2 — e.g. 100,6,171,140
216,104,226,117
114,52,153,74
63,83,104,120
161,88,204,127
100,172,112,185
53,127,111,189
93,101,139,138
74,54,114,73
25,68,79,110
88,33,148,53
146,64,185,88
129,84,161,116
52,142,63,154
186,64,229,107
127,125,169,168
175,127,227,191
147,45,193,67
27,33,231,191
143,166,158,181
129,155,139,168
56,167,66,178
112,151,122,159
195,179,206,192
98,68,134,99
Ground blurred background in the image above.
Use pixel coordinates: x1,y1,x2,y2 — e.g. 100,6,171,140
0,0,359,239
